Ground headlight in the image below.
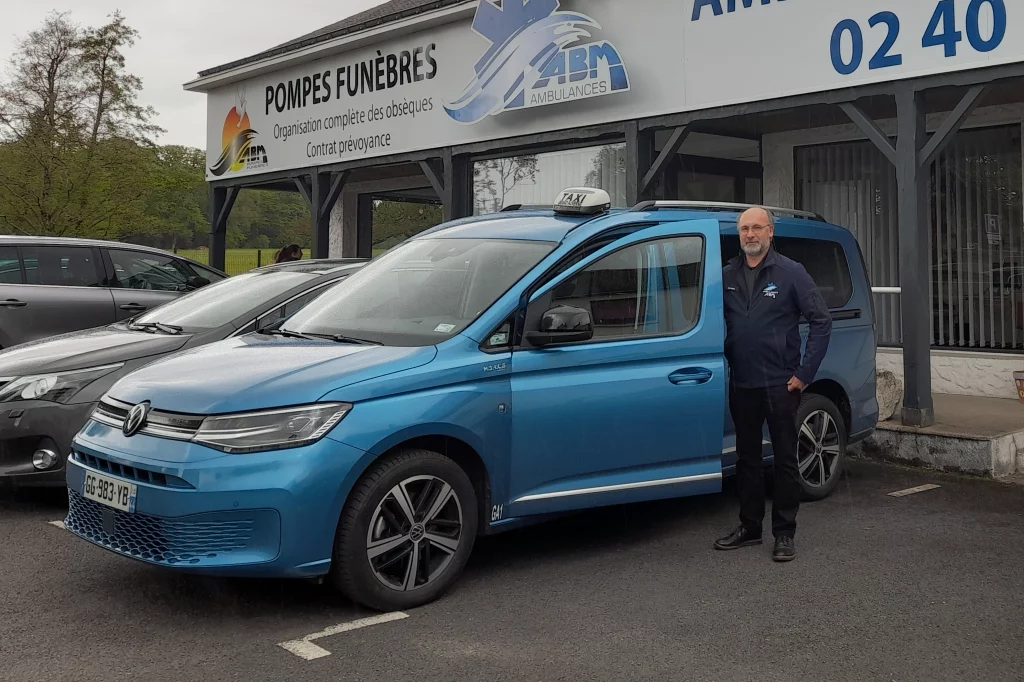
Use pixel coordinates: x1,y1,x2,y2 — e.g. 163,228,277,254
192,403,352,454
0,364,124,404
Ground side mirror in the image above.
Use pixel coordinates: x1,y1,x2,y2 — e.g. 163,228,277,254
526,305,593,347
187,276,211,290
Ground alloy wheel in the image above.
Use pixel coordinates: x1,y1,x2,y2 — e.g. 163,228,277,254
797,410,841,488
365,475,463,592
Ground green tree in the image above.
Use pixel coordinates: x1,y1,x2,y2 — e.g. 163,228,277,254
0,11,161,238
372,200,443,250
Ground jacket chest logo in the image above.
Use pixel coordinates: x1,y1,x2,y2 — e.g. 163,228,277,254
762,283,779,299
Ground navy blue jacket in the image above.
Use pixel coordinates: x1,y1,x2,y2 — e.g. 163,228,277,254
723,247,832,389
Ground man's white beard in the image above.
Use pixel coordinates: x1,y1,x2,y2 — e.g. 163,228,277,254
741,241,768,257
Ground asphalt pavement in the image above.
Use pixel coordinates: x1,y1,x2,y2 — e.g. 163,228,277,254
3,458,1024,682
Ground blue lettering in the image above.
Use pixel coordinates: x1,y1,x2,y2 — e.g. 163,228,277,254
588,43,629,92
536,51,567,88
692,0,723,21
568,47,589,83
694,0,784,21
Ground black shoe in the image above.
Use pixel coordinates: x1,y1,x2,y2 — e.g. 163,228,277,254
773,536,796,562
714,525,762,550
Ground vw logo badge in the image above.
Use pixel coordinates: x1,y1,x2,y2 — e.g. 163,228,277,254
122,402,150,437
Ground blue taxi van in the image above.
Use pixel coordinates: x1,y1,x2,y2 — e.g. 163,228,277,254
66,189,878,611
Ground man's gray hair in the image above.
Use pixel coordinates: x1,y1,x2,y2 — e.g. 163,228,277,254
737,206,776,229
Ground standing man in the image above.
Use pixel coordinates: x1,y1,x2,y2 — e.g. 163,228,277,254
714,207,832,562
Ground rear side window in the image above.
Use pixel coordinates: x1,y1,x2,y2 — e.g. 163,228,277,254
0,247,21,284
22,246,101,287
721,235,854,309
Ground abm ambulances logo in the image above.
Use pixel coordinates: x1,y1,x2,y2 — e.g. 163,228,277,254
209,92,268,176
443,0,630,125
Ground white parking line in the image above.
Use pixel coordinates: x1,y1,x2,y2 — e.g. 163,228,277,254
888,484,941,498
48,520,66,530
278,612,409,660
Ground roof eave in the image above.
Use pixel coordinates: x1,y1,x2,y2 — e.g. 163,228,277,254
183,1,476,94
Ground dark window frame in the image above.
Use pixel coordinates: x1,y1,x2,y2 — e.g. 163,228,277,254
517,234,708,350
720,233,855,310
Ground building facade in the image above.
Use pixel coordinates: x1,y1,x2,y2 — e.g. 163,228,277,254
186,0,1024,422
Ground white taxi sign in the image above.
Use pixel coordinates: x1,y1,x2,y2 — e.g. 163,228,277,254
553,187,611,215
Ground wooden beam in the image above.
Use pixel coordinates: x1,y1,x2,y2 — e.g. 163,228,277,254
640,125,690,195
318,170,349,220
293,177,312,208
918,84,987,169
839,102,897,166
216,186,239,230
418,160,445,198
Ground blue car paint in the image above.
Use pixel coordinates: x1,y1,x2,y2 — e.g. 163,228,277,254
66,208,878,577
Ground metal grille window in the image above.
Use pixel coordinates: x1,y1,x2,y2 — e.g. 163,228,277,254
795,125,1024,350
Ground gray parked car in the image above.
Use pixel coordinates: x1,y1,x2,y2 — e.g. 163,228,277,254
0,236,229,348
0,258,366,487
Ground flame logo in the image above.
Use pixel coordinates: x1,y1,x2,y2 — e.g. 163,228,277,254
209,107,259,176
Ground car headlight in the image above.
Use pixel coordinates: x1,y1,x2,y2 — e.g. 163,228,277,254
192,403,352,454
0,364,124,404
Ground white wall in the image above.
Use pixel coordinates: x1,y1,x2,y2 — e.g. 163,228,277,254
763,104,1024,400
328,199,344,258
877,348,1023,400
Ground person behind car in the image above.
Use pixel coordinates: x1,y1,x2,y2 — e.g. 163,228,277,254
274,244,303,263
714,207,832,562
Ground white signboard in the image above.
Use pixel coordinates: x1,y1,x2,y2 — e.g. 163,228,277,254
203,0,1023,180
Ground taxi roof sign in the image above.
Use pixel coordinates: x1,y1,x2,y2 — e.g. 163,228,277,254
553,187,611,216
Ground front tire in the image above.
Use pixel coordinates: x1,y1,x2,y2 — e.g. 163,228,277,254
795,393,847,501
331,449,478,612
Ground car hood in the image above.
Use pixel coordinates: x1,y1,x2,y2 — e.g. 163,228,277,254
106,334,438,414
0,326,190,376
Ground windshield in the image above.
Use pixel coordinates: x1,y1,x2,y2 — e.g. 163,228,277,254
285,238,554,346
133,270,317,330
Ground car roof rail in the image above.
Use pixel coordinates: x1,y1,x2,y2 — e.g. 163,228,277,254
500,204,553,212
630,200,827,222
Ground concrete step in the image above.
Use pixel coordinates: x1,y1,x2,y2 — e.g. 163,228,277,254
851,393,1024,477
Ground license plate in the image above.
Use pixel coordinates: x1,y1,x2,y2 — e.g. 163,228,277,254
82,471,137,513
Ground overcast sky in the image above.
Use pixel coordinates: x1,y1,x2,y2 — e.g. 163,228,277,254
0,0,386,149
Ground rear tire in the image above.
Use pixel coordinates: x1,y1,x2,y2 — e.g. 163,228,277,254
331,449,478,612
794,393,846,501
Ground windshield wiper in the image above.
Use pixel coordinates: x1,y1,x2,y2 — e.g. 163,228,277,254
258,327,318,341
306,332,380,346
129,322,183,335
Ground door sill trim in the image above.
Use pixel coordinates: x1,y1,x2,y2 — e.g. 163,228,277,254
513,472,722,503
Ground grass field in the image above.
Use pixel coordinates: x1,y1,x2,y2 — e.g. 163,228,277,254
174,248,389,275
174,248,312,275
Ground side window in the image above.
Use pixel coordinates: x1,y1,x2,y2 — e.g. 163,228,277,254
257,286,331,329
482,315,514,351
283,287,329,317
719,235,854,309
0,247,22,284
22,246,101,287
109,250,195,292
773,237,853,309
549,236,704,340
187,262,227,285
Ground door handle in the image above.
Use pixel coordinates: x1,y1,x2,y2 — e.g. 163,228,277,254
669,368,714,385
119,303,146,312
0,299,26,308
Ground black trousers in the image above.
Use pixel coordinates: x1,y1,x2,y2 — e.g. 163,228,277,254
729,384,801,539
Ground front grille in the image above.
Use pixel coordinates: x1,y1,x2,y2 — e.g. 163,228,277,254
66,490,255,565
91,397,204,441
71,451,192,489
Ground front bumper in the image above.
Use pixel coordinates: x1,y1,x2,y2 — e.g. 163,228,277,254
66,421,368,578
0,401,96,487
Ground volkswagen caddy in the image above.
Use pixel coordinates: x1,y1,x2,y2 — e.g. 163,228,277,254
66,189,878,611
